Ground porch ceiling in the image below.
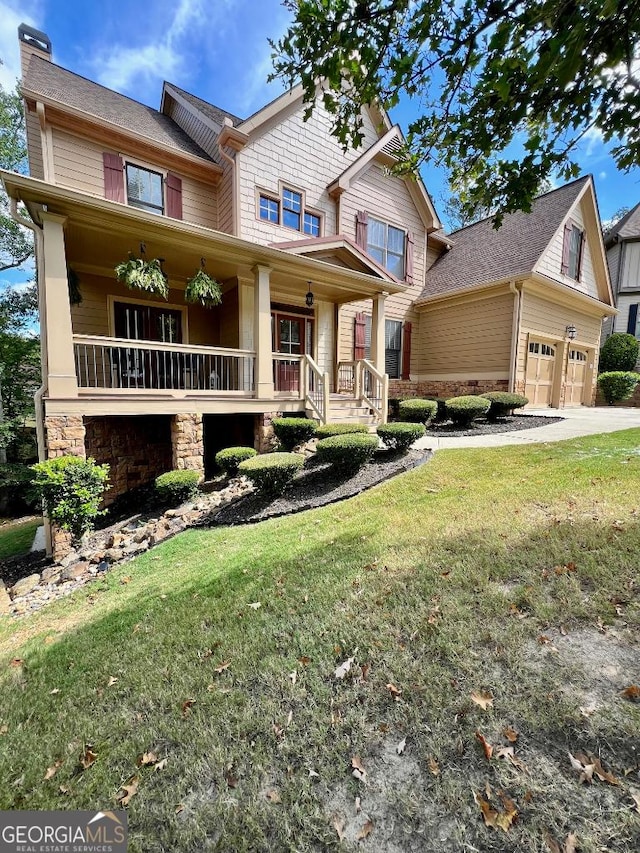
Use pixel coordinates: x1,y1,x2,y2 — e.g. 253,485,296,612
3,171,407,303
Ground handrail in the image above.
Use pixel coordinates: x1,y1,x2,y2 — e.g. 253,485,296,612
73,334,255,359
360,358,389,424
303,353,329,424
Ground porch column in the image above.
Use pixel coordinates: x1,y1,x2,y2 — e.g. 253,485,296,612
41,212,78,398
370,291,388,374
253,264,274,398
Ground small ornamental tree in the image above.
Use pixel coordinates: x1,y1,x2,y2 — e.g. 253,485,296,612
599,334,639,373
31,455,110,541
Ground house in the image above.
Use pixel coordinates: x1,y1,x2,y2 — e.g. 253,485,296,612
604,203,640,354
2,24,615,553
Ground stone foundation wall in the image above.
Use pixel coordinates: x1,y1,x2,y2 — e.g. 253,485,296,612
44,415,86,459
389,378,509,400
171,413,204,476
255,412,281,453
85,415,173,505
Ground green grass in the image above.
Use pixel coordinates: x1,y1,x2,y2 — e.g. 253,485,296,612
1,432,639,852
0,516,41,560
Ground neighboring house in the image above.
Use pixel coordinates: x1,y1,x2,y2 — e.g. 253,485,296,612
604,203,640,360
1,25,616,551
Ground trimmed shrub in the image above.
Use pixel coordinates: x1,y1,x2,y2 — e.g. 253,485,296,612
31,455,110,541
445,395,491,427
377,422,426,452
272,417,317,450
155,469,201,504
597,371,640,405
215,446,257,476
0,463,39,515
398,398,438,424
238,452,304,496
481,391,529,420
315,433,379,473
599,333,639,373
315,422,369,438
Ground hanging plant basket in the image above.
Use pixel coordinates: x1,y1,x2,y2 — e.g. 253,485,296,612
115,254,169,300
184,267,222,309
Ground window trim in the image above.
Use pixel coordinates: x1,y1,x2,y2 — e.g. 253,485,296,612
255,182,324,237
125,161,165,215
359,313,404,377
561,221,585,281
366,215,406,279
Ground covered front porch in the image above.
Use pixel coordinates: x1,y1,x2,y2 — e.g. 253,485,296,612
3,172,406,427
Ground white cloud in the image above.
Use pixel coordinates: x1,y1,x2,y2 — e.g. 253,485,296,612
0,0,43,91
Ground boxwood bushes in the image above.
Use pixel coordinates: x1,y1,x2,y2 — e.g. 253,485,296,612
155,469,201,504
238,452,304,495
215,446,257,476
315,433,378,473
445,395,491,427
377,422,425,452
314,422,369,438
272,417,317,450
481,391,528,420
398,398,438,424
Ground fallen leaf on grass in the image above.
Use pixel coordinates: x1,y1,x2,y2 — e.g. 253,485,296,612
0,724,8,735
213,660,231,674
334,656,355,680
475,731,493,760
50,688,60,695
265,789,281,804
136,752,158,767
580,705,597,718
544,831,578,853
621,685,640,701
298,656,311,666
564,834,577,853
289,670,297,685
44,760,62,780
495,746,527,771
79,746,97,770
357,819,374,840
107,676,118,687
386,683,402,700
9,658,23,667
471,690,493,710
473,789,517,832
225,769,238,788
503,726,518,743
181,699,196,717
153,758,168,772
116,774,139,807
427,756,440,776
568,752,595,784
630,789,640,812
248,602,261,610
120,576,131,585
332,814,346,840
175,803,184,815
591,755,619,785
396,737,407,755
355,796,361,813
351,755,367,781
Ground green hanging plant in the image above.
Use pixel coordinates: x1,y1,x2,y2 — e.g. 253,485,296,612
67,267,82,306
115,245,169,300
184,259,222,309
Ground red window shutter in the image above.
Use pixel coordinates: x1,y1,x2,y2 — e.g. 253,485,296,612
576,230,585,280
401,321,412,379
355,210,368,249
405,231,414,283
166,172,183,220
354,312,366,360
103,152,124,203
561,223,572,275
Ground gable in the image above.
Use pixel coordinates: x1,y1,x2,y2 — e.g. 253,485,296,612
534,186,613,305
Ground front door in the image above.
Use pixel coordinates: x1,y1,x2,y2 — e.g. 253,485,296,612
273,314,311,392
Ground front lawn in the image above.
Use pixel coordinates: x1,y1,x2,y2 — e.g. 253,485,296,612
1,432,639,852
0,516,41,561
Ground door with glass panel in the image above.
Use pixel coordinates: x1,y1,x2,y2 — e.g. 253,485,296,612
273,313,313,392
113,301,182,388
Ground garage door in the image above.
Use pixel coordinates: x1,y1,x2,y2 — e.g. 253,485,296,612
525,340,556,406
565,348,588,406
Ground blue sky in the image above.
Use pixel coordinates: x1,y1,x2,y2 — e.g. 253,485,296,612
2,0,640,239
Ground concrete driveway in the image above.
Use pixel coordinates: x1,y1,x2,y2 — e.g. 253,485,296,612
414,406,640,450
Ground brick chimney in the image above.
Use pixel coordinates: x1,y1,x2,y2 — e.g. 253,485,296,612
18,23,51,79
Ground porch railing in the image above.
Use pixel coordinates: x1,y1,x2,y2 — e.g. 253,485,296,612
272,353,304,396
73,335,255,394
337,360,357,395
303,354,329,424
360,359,389,423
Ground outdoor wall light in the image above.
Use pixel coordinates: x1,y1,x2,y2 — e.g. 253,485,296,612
306,281,314,308
566,324,577,340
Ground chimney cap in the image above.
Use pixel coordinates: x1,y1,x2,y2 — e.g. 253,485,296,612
18,23,51,55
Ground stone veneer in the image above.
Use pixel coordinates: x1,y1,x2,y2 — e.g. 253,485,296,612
44,415,86,562
255,412,281,453
85,415,173,505
389,379,509,400
171,413,205,476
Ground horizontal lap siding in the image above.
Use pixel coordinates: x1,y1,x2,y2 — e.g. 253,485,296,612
181,175,217,229
517,289,604,378
417,293,514,375
536,198,599,299
238,101,379,244
26,111,44,179
70,274,110,337
165,100,220,159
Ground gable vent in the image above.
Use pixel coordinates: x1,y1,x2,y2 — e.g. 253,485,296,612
381,136,403,159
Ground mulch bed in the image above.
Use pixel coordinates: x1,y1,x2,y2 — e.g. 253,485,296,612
423,413,564,437
0,550,51,589
208,448,432,527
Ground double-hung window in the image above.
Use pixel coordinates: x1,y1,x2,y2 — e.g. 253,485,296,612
367,217,406,278
360,314,403,378
258,185,322,236
126,164,164,215
282,188,302,230
561,223,584,280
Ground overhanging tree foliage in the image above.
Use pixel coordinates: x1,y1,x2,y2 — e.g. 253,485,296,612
0,84,32,270
271,0,640,224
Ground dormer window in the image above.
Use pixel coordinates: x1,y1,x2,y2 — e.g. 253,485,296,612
126,164,164,215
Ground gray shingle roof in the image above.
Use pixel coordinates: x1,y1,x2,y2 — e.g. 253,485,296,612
420,176,591,301
23,56,213,162
604,202,640,243
164,83,243,128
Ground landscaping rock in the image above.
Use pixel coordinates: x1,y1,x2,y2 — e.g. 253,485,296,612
104,548,123,563
41,565,62,584
59,551,80,569
61,562,89,581
10,573,41,599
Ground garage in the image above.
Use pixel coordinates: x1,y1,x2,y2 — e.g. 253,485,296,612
524,340,556,406
564,347,588,406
